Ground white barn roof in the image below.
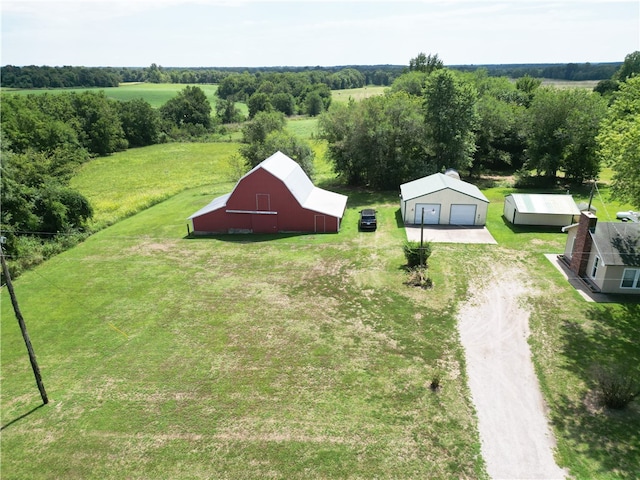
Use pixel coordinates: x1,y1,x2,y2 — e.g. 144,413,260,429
400,173,488,203
189,151,347,219
507,194,580,215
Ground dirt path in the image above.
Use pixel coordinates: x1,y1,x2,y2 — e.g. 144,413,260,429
457,265,567,480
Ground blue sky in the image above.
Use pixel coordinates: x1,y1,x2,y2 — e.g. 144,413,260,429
2,1,639,67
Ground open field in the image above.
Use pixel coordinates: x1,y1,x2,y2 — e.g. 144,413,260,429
331,85,387,103
540,79,600,90
1,83,220,108
2,143,640,479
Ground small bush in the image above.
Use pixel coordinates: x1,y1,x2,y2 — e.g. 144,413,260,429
403,241,431,268
592,363,640,410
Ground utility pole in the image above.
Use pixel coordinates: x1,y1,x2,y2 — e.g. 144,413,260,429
587,179,596,213
0,239,48,405
420,209,425,267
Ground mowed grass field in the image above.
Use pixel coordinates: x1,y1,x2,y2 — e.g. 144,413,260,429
2,140,640,479
2,83,220,109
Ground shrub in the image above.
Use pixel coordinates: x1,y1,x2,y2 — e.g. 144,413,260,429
403,240,431,267
405,266,433,289
592,363,640,409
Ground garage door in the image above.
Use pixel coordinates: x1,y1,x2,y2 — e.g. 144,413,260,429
450,204,477,225
415,204,441,224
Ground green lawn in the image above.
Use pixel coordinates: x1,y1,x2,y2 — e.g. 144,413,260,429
2,143,639,479
1,187,486,479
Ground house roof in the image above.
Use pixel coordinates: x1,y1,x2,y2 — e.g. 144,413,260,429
189,151,347,219
506,193,580,215
400,173,488,203
591,222,640,266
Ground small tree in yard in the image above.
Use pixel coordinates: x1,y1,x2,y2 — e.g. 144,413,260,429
591,363,640,410
403,241,433,289
403,240,432,267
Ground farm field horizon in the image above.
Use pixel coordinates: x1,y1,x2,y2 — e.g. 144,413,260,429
2,139,639,479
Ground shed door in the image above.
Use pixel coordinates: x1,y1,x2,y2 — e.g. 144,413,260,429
415,204,440,224
450,204,477,225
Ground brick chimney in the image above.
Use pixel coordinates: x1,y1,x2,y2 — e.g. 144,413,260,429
569,211,598,276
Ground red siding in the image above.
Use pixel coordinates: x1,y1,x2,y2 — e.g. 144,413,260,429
191,168,341,234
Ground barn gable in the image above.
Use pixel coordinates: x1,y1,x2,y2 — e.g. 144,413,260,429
188,152,347,234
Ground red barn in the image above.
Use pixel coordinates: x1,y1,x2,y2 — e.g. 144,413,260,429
188,151,348,234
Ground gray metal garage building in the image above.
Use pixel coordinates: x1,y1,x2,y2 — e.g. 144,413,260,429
400,173,489,226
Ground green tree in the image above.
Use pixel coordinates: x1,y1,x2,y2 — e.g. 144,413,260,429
515,74,542,106
389,71,429,96
562,91,607,182
72,91,128,155
409,52,444,74
118,98,160,147
160,85,212,128
423,69,478,172
271,92,296,116
473,95,526,173
239,111,287,166
247,92,272,118
216,98,244,124
250,131,315,178
615,51,640,82
319,92,430,188
597,76,640,207
525,87,607,181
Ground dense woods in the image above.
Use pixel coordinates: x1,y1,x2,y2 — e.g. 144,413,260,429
1,51,639,277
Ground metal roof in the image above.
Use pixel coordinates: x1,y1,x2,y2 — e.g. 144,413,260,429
189,151,347,219
188,193,231,219
400,173,488,203
506,193,580,215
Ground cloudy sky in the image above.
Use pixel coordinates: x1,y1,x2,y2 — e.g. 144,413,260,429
2,0,639,67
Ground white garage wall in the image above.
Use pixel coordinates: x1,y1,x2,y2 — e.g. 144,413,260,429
402,189,488,225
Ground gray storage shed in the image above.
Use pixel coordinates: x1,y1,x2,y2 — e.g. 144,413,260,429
400,173,489,226
503,193,580,227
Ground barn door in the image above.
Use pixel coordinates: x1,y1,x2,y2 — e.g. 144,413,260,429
256,194,270,211
315,215,326,233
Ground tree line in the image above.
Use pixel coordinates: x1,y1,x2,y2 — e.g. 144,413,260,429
318,51,640,204
2,60,624,90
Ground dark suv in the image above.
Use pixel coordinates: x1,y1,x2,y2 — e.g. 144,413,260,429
359,209,377,231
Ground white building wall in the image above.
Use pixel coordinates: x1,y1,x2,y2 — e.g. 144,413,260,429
402,189,487,225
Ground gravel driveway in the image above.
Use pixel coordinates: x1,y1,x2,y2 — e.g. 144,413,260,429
457,265,567,479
